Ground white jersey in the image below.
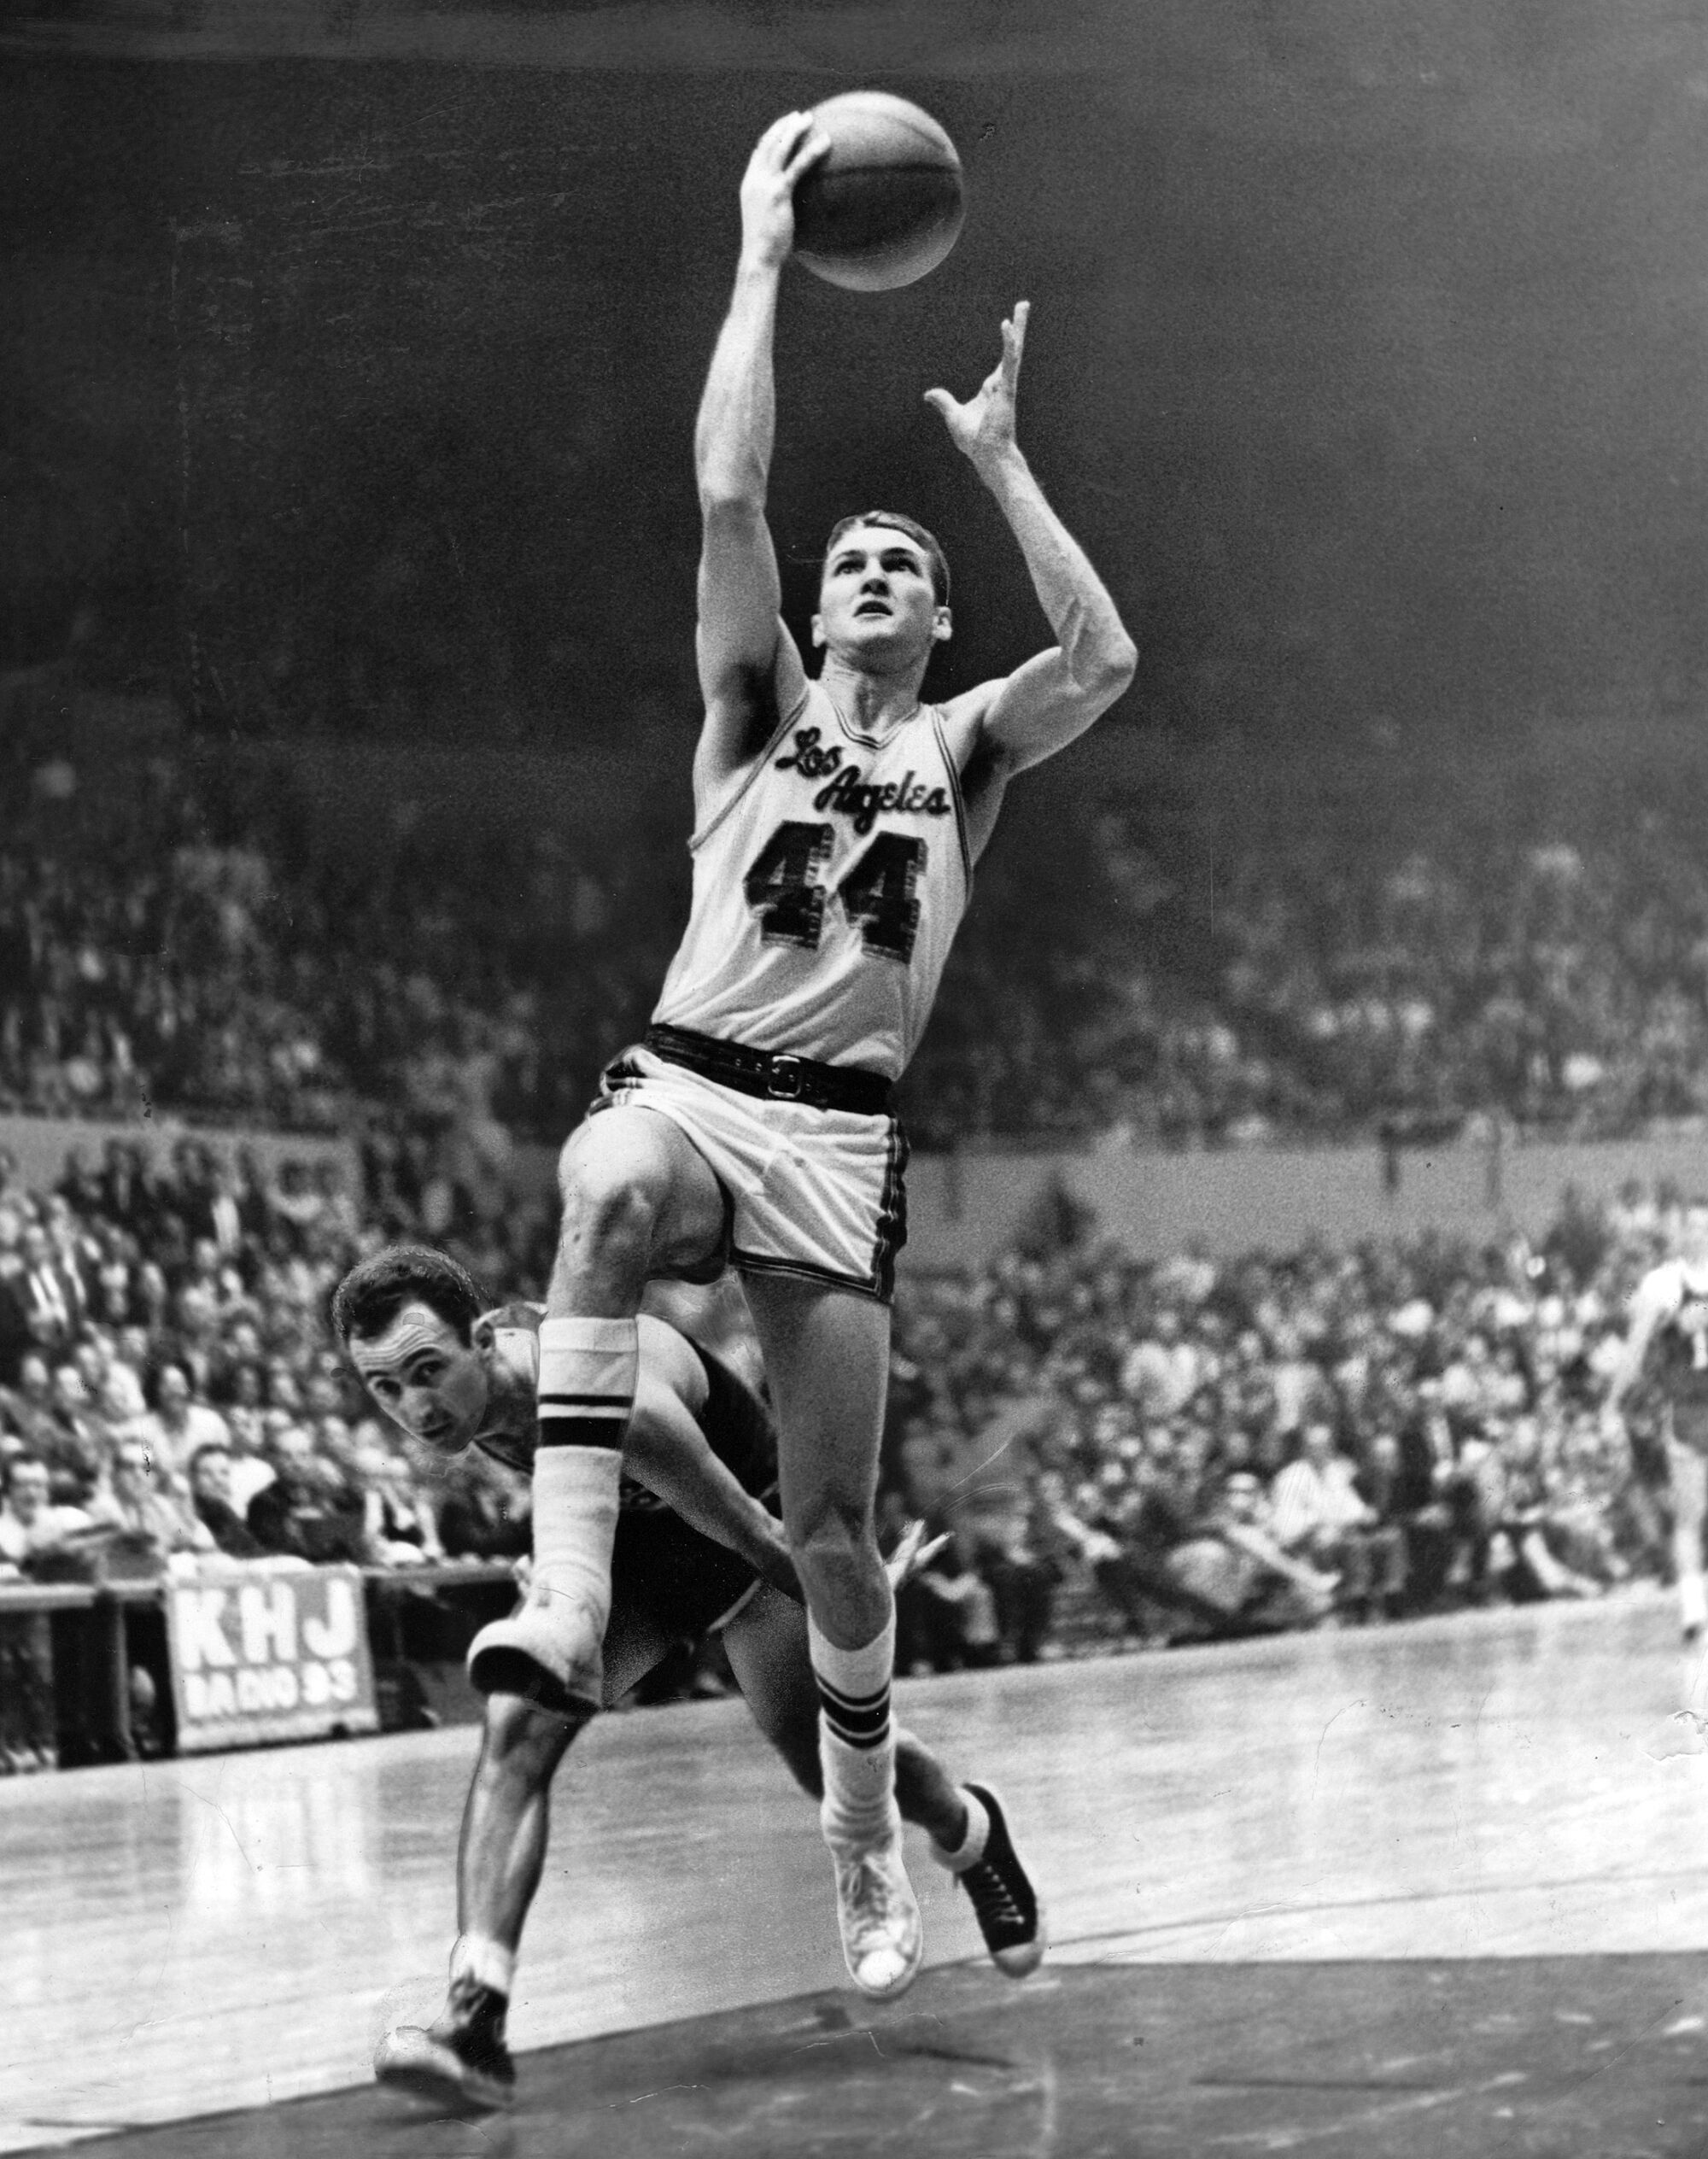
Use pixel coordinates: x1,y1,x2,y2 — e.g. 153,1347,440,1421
652,680,973,1080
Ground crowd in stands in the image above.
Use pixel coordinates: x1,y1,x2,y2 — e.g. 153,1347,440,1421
880,1182,1673,1673
0,1132,549,1766
0,1099,1691,1761
14,705,1708,1150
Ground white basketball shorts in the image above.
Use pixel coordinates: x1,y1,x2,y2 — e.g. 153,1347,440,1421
590,1044,909,1302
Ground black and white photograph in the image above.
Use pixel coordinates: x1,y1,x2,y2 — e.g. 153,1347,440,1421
3,1,1708,2152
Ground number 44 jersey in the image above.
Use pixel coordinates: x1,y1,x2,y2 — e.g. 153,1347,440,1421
652,682,974,1082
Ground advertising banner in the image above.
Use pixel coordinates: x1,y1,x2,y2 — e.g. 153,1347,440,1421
165,1565,379,1753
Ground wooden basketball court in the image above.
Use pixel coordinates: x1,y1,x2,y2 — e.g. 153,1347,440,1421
5,1590,1707,2156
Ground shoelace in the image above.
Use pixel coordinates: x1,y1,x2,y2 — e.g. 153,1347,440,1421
839,1852,909,1941
962,1858,1025,1930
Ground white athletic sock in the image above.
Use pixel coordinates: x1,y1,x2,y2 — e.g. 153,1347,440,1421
810,1610,898,1852
531,1446,620,1625
450,1932,516,1998
537,1316,636,1450
1681,1571,1708,1632
930,1786,991,1874
532,1317,633,1616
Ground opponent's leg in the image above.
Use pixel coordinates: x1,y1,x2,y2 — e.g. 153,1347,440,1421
741,1273,920,1998
376,1694,583,2111
383,1566,685,2112
467,1108,723,1712
722,1584,1045,1977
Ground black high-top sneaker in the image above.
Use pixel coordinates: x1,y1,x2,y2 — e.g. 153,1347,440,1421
938,1783,1047,1978
374,1976,517,2112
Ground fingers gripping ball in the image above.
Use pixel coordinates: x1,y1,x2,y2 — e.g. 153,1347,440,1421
792,91,964,292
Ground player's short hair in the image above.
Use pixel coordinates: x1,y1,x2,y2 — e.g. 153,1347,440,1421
822,511,950,606
330,1245,486,1347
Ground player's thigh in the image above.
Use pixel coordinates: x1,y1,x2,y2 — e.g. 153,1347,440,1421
557,1104,726,1277
741,1273,891,1529
721,1585,822,1794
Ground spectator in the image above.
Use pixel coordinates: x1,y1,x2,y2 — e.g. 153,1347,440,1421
907,1528,1003,1674
967,1488,1062,1665
0,1453,88,1773
1119,1306,1202,1420
245,1426,369,1565
0,1452,93,1572
352,1440,443,1565
86,1438,213,1559
187,1443,267,1559
121,1362,233,1482
1,1223,82,1372
1268,1419,1405,1622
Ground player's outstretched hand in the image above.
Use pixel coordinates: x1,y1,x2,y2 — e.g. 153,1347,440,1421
886,1518,951,1591
924,301,1029,471
740,110,832,270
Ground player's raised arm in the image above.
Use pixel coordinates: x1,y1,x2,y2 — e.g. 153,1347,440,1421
692,114,826,794
927,303,1138,778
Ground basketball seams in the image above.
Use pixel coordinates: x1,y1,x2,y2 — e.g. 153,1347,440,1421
793,92,964,291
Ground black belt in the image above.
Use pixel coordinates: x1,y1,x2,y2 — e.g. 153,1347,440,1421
644,1024,892,1116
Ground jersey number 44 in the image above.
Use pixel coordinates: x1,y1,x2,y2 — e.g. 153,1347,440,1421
745,822,925,963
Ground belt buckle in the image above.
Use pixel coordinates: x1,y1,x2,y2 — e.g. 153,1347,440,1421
769,1055,806,1102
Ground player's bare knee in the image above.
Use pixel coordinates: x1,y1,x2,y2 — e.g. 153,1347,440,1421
790,1507,885,1612
789,1483,878,1559
556,1143,667,1280
482,1692,580,1786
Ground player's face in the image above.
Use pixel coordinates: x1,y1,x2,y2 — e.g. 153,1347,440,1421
349,1301,490,1454
814,525,948,668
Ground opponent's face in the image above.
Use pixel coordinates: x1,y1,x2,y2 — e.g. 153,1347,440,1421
348,1301,490,1454
814,525,949,668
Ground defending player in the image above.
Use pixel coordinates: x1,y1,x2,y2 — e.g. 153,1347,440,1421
331,1246,1046,2112
1603,1197,1708,1642
485,109,1135,2000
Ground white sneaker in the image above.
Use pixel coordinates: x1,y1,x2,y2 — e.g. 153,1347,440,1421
830,1828,924,2000
466,1575,604,1715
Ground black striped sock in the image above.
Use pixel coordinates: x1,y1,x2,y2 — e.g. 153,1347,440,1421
816,1673,892,1752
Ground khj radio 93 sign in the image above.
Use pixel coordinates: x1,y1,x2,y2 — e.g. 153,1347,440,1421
167,1565,379,1752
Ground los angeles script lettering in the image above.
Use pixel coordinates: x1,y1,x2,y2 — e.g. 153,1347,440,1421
775,728,951,838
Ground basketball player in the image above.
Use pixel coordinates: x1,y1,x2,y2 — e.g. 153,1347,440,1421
331,1247,1045,2112
1603,1197,1708,1642
484,108,1135,2000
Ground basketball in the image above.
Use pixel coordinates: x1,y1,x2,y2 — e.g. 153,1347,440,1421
792,91,965,293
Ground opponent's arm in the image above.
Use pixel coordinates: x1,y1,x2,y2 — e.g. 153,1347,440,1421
621,1366,804,1601
928,304,1137,776
693,113,825,795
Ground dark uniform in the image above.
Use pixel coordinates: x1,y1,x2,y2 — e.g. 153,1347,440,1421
477,1305,782,1702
